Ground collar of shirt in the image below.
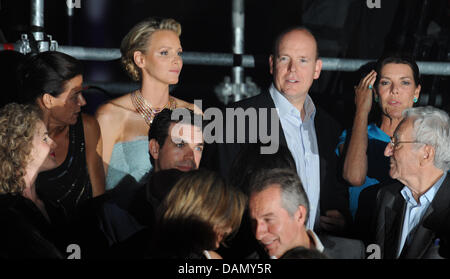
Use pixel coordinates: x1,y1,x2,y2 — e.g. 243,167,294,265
307,229,325,253
270,230,324,259
401,172,447,206
202,250,212,259
269,83,316,124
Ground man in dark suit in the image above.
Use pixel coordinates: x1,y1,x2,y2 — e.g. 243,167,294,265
248,168,365,259
373,106,450,259
201,26,350,234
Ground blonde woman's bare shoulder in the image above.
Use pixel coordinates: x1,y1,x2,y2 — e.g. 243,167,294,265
96,93,135,118
173,97,203,115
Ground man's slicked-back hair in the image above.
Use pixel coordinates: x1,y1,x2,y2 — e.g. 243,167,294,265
249,168,310,223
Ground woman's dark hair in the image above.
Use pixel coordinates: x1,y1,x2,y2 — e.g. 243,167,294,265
18,51,83,104
374,55,421,87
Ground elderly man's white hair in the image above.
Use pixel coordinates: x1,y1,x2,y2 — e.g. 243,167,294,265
403,106,450,172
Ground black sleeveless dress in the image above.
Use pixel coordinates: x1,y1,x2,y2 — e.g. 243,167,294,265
36,114,93,222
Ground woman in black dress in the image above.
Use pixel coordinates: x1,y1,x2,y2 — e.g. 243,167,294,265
18,51,105,222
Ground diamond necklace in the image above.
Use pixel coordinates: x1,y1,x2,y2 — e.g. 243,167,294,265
131,90,176,126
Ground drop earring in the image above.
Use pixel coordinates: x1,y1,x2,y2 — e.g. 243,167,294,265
413,97,418,103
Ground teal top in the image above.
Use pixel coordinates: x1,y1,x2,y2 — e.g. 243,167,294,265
105,137,153,190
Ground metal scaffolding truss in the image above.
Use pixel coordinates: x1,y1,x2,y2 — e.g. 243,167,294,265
2,42,450,76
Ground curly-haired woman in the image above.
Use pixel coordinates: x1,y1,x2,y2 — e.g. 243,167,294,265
0,103,69,258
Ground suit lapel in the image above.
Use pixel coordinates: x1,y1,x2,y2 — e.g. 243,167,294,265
314,110,326,187
400,208,434,258
383,193,406,259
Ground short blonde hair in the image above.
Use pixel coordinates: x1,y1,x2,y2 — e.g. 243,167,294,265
120,17,182,81
160,169,247,246
0,103,42,194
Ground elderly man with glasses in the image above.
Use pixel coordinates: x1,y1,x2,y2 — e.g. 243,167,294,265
372,106,450,259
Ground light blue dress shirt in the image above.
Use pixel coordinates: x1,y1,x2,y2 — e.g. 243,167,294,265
269,84,320,230
397,172,447,257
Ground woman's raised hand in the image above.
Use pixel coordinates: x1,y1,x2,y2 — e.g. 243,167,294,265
354,70,377,115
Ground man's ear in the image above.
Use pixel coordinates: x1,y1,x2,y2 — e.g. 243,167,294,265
269,55,274,75
313,58,323,80
294,205,307,226
41,93,53,110
420,144,435,167
149,139,160,160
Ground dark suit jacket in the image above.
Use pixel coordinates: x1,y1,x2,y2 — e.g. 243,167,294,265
373,174,450,259
201,90,350,223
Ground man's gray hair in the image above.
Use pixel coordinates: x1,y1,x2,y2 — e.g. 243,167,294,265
248,168,310,223
403,106,450,172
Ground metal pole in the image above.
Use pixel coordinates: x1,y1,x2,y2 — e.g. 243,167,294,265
67,1,75,45
57,46,121,61
232,0,245,101
30,0,44,41
232,0,245,83
3,44,450,76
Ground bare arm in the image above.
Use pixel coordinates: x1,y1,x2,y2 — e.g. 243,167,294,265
82,113,106,197
342,70,377,186
95,104,119,176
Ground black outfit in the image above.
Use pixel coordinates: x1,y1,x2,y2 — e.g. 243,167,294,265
92,169,185,258
149,217,217,259
372,175,450,259
353,181,392,244
0,193,70,259
101,169,184,240
36,114,92,222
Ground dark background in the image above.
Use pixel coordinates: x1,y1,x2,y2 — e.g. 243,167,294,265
1,0,449,128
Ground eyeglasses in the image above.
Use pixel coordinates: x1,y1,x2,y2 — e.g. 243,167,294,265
389,137,423,150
